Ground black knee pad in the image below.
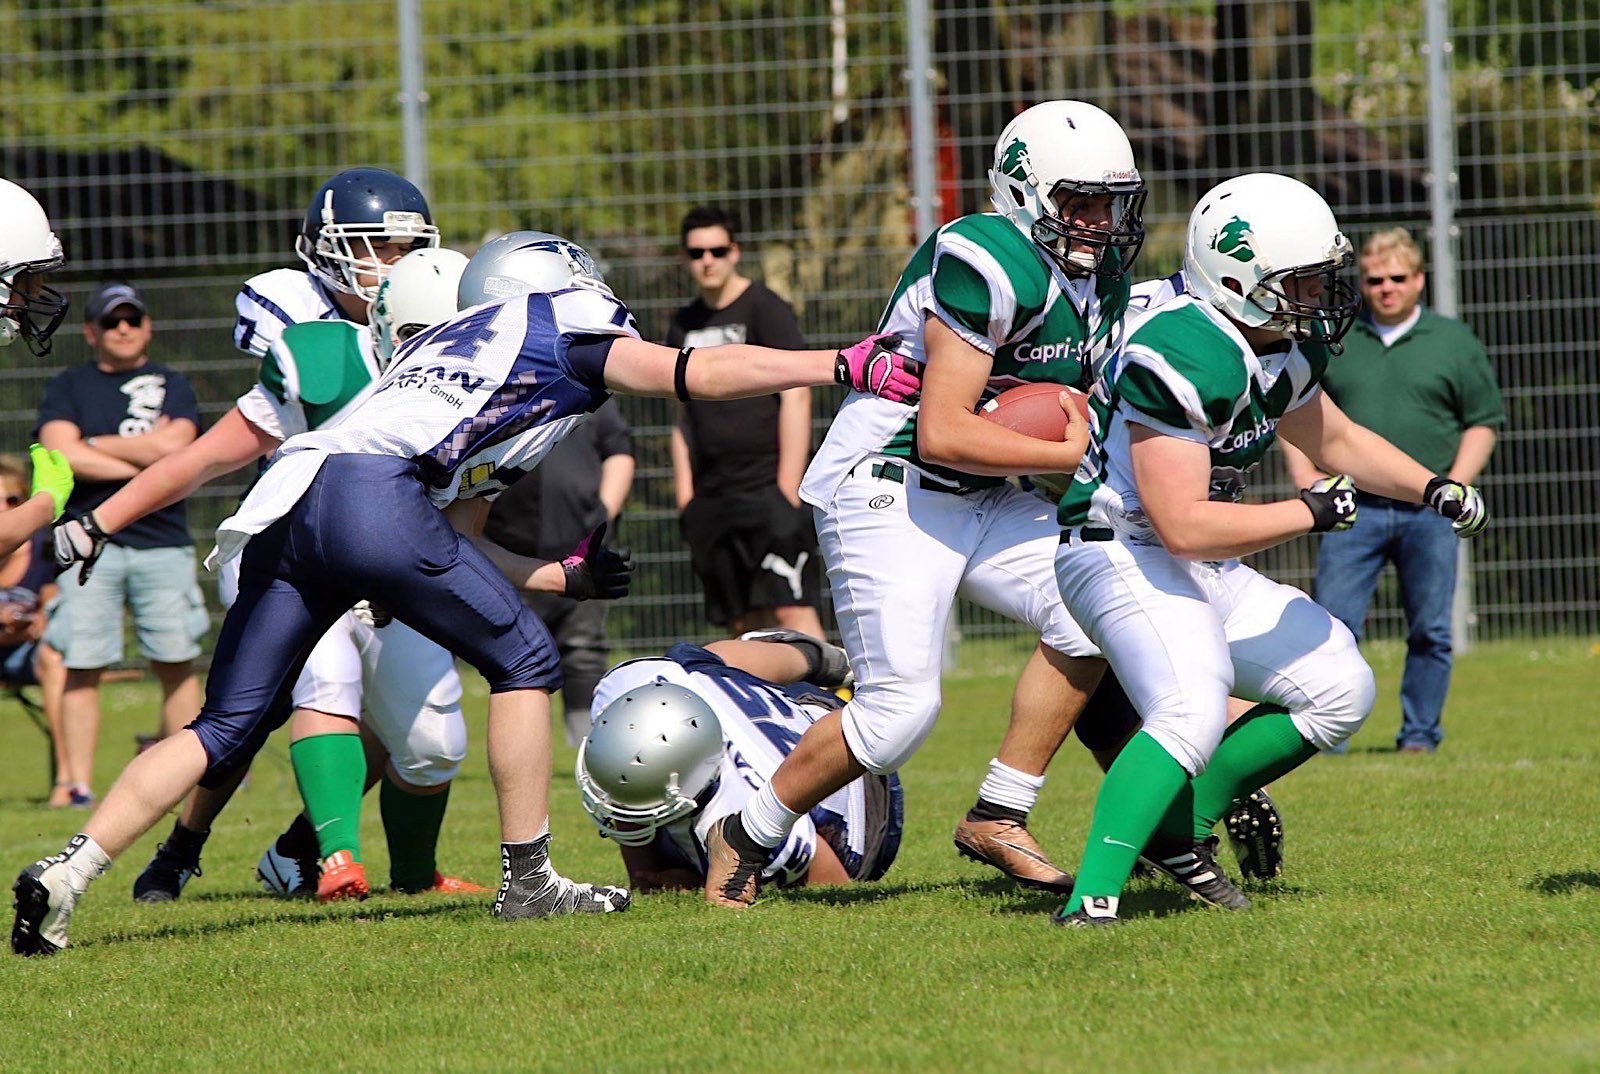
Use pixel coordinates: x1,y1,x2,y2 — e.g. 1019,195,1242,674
1075,669,1142,752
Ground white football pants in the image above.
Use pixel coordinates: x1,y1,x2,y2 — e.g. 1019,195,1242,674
218,555,466,786
1054,532,1375,776
816,458,1096,775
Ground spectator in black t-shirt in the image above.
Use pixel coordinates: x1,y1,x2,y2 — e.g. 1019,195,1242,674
35,282,209,803
666,206,825,639
484,399,635,746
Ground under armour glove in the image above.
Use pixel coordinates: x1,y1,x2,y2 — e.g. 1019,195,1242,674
1299,474,1359,533
835,332,922,403
1424,476,1489,538
55,511,111,583
28,443,73,522
561,522,634,601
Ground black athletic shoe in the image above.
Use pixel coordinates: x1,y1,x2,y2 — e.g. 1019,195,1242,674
256,817,320,897
703,815,766,910
1140,835,1251,911
132,825,206,903
1050,895,1120,928
1223,789,1284,880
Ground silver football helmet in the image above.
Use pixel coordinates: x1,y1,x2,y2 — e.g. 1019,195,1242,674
457,230,609,309
576,678,724,846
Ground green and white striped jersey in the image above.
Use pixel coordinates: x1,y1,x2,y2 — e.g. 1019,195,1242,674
800,213,1130,503
236,320,382,442
1058,294,1329,537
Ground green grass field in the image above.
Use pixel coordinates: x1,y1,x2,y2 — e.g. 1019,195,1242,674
2,638,1598,1073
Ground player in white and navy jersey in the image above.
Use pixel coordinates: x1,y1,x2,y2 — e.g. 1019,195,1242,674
56,171,481,908
579,635,902,893
16,231,920,954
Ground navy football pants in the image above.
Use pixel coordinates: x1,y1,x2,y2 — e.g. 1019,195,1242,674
193,454,561,784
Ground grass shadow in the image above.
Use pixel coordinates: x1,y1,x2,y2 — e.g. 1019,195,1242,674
1528,870,1600,896
70,898,481,952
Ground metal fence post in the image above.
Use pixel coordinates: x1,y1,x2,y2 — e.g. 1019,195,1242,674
1424,0,1471,653
396,0,430,197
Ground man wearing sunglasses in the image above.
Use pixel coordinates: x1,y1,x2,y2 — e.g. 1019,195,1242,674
1283,228,1503,755
666,206,826,642
35,282,207,806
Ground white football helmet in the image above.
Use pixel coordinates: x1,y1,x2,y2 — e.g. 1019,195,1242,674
370,247,469,370
0,178,68,356
457,230,609,309
576,679,724,846
988,100,1145,280
1183,172,1359,349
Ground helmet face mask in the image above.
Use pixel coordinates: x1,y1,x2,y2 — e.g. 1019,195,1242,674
294,167,440,303
1246,257,1359,348
1030,181,1147,279
0,177,68,357
1183,172,1359,352
988,100,1145,281
576,679,724,846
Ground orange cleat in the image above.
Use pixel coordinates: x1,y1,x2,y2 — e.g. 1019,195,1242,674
316,850,369,903
413,872,490,895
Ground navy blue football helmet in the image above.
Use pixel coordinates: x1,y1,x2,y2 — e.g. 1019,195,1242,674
294,167,439,301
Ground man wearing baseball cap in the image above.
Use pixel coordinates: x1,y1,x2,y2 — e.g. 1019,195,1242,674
34,282,208,805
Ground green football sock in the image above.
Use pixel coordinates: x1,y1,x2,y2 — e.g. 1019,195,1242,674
381,773,450,893
290,732,367,863
1187,705,1317,841
1064,731,1190,914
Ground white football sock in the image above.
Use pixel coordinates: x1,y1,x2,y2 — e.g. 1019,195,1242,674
977,759,1046,814
742,783,802,849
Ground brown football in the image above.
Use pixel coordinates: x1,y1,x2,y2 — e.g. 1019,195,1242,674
978,382,1090,442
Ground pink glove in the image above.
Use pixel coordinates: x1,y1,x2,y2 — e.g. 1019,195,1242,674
834,333,922,403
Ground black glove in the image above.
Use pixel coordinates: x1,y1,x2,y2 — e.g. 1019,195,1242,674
55,511,111,583
1299,475,1359,533
1424,476,1489,538
561,522,634,601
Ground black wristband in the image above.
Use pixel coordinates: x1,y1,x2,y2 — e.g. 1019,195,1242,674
674,346,694,403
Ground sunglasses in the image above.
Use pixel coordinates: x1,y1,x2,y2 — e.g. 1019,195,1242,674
97,312,145,330
1363,274,1413,287
684,245,732,261
3,494,22,507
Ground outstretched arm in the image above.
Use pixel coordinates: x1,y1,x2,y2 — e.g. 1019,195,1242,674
602,333,919,403
91,407,279,533
1277,391,1434,503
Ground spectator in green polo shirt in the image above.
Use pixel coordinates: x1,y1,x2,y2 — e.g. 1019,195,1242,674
1283,227,1504,754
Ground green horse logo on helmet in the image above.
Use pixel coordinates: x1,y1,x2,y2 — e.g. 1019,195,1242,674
1000,137,1032,183
1211,216,1256,263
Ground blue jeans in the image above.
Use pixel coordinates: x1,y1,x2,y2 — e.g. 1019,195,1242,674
1313,496,1457,749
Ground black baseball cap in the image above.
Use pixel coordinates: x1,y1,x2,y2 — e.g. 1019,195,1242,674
84,282,148,323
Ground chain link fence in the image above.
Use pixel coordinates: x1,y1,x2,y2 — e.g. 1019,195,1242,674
2,1,1595,655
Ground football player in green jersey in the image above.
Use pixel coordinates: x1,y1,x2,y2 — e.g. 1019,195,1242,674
704,100,1147,908
1052,173,1487,926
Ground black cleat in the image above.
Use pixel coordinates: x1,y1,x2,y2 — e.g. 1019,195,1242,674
1223,789,1284,880
702,815,765,910
132,824,206,903
1050,895,1121,928
494,835,629,919
256,817,320,897
1140,835,1251,910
